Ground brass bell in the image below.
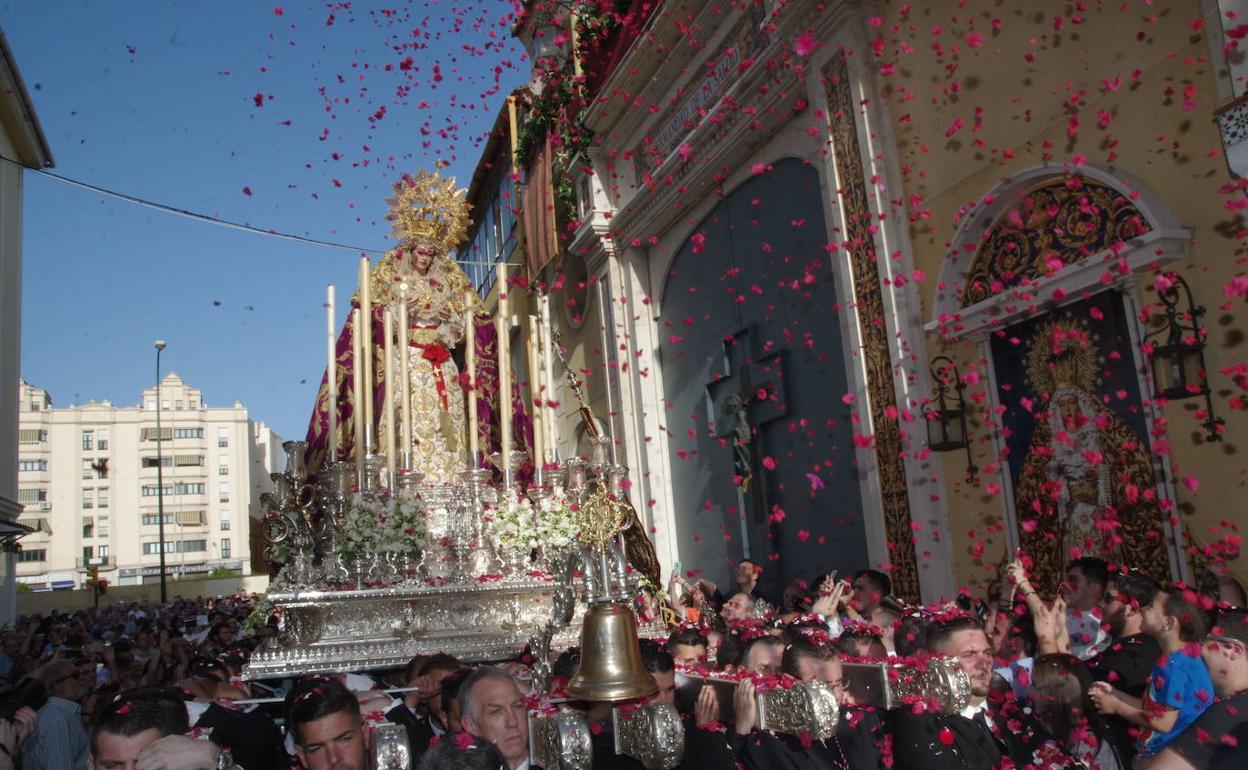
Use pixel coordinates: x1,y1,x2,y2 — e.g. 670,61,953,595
566,601,658,702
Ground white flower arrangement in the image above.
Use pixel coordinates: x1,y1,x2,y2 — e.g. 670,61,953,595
535,487,579,553
339,493,427,561
492,489,537,554
383,492,427,554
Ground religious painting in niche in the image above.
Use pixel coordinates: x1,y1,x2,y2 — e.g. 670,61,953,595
990,291,1170,594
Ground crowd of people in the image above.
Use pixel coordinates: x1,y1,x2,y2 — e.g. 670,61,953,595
0,555,1243,770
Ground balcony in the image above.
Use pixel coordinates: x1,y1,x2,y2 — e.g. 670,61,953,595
16,518,51,536
75,555,114,571
579,0,661,100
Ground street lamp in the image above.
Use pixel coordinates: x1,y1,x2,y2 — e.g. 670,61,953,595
923,356,979,484
1146,272,1225,442
154,340,169,604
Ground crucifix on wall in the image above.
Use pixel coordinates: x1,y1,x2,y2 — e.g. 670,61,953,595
704,327,788,559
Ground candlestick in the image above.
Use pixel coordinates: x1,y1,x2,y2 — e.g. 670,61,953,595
383,307,396,484
497,263,512,477
398,284,411,469
596,279,617,464
464,290,479,466
527,314,544,483
539,293,557,465
352,308,365,483
359,257,374,454
327,284,337,462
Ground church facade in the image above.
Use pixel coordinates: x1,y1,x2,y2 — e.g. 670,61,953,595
502,0,1247,601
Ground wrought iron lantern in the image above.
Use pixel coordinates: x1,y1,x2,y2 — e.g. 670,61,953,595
923,356,979,483
1147,272,1225,442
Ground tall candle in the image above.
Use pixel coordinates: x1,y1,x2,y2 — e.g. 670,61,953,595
539,293,556,464
464,290,479,466
596,279,617,464
527,314,544,482
497,263,512,476
383,307,396,484
359,257,374,454
352,308,365,482
398,284,411,469
327,284,338,462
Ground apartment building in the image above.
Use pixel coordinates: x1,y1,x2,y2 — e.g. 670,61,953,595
15,375,282,589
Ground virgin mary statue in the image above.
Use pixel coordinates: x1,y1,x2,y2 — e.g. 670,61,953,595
1012,318,1169,594
303,170,498,483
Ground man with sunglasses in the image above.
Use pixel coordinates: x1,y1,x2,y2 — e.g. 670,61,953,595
1091,570,1164,766
20,656,95,770
1139,607,1248,770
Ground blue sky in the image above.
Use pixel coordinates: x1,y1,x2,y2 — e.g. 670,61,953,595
4,0,527,439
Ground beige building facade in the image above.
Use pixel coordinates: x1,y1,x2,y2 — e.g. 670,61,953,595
506,0,1248,601
15,375,283,590
0,26,54,623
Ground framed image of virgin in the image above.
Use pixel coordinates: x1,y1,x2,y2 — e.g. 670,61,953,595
989,291,1172,593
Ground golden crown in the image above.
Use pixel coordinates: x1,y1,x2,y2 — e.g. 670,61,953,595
1025,317,1100,396
385,170,471,253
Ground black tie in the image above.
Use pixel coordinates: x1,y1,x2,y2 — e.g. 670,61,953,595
972,710,1009,756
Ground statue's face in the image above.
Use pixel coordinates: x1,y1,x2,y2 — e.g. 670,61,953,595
1057,394,1083,428
411,242,437,275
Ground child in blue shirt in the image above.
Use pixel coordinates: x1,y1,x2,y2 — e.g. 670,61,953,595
1089,585,1214,756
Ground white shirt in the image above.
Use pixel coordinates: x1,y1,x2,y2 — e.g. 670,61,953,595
959,699,990,724
994,656,1035,699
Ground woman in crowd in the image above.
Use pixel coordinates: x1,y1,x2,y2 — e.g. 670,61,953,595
1030,653,1122,770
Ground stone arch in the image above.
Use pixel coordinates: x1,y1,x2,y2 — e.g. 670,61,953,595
927,164,1192,591
928,163,1190,337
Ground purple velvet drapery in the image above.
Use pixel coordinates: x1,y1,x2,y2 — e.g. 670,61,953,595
302,301,535,483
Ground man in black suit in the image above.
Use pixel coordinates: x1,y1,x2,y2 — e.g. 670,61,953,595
891,615,1040,770
640,639,736,770
729,632,885,770
1090,570,1162,766
187,691,290,770
384,652,464,766
181,665,290,770
89,686,244,770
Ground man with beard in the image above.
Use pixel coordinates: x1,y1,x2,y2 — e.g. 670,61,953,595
1087,570,1163,765
849,570,895,629
891,615,1040,770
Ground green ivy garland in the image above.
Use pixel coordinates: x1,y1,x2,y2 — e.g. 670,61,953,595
516,1,636,216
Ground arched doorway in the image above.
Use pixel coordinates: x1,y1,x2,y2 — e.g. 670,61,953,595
930,165,1192,593
657,158,867,602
